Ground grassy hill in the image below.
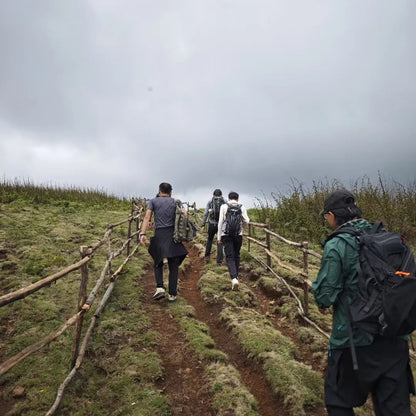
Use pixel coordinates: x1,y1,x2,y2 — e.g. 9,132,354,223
1,179,416,415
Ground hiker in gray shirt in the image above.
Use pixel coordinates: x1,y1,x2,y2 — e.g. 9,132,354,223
139,182,188,302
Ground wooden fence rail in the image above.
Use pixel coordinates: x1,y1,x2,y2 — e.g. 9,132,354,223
246,221,328,339
0,198,147,415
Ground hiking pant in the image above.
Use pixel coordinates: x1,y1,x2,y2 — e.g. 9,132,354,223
205,222,224,263
221,235,243,279
154,256,182,296
325,336,414,416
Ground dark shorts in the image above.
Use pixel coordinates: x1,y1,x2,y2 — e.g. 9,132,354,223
325,336,414,416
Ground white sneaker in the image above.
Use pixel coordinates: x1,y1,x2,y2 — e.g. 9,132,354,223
231,278,239,291
152,287,165,301
168,294,177,303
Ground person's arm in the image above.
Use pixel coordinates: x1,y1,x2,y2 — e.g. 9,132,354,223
201,201,210,226
241,206,250,225
217,204,226,243
139,209,153,245
311,243,344,309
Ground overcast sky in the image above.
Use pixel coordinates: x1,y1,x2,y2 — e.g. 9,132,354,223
0,1,415,208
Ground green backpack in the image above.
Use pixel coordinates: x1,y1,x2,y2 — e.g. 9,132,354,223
173,200,197,243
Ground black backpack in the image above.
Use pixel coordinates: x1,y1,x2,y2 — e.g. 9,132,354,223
210,196,225,223
327,222,416,370
328,222,416,338
224,203,242,236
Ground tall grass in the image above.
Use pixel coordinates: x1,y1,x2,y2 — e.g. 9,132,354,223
0,178,131,208
252,175,416,246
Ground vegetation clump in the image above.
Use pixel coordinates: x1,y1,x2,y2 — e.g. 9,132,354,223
252,176,416,246
206,362,259,416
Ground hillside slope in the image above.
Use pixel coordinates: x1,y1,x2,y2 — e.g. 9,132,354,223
1,197,415,415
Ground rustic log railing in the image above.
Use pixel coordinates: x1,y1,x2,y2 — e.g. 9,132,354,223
246,221,329,339
0,198,146,415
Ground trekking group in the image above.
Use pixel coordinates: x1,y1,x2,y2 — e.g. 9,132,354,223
140,183,250,300
140,183,416,415
201,189,250,290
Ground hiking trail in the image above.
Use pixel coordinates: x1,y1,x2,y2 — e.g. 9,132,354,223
140,243,326,416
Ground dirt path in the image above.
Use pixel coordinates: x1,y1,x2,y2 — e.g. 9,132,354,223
140,244,327,416
140,262,215,416
180,245,288,416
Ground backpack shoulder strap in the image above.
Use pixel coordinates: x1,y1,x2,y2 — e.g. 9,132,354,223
325,227,360,243
369,221,384,234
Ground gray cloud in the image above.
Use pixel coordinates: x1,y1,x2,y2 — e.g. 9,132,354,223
1,1,415,208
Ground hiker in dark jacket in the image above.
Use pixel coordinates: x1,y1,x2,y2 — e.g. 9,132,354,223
201,189,225,264
139,182,188,303
312,189,414,416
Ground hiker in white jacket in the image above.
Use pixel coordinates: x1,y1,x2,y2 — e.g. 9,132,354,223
217,191,250,290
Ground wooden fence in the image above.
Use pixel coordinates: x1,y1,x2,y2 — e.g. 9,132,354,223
0,198,146,415
246,221,329,338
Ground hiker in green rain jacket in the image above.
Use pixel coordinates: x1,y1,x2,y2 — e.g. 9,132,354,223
312,189,414,416
313,216,373,349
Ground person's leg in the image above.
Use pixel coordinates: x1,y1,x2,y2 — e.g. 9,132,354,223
215,224,224,264
372,373,411,416
152,263,166,300
216,240,224,264
325,348,368,415
204,223,216,258
233,235,243,277
167,256,181,296
371,340,412,416
326,406,355,416
222,236,238,279
154,263,164,288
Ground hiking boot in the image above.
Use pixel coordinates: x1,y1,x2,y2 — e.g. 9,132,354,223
152,288,165,301
168,294,177,303
231,278,239,291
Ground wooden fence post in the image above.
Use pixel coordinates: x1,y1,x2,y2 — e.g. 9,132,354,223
71,246,89,368
248,224,251,252
135,207,140,244
302,241,309,316
266,219,271,267
127,218,132,256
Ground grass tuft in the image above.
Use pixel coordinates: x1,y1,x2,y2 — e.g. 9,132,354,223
205,362,259,416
